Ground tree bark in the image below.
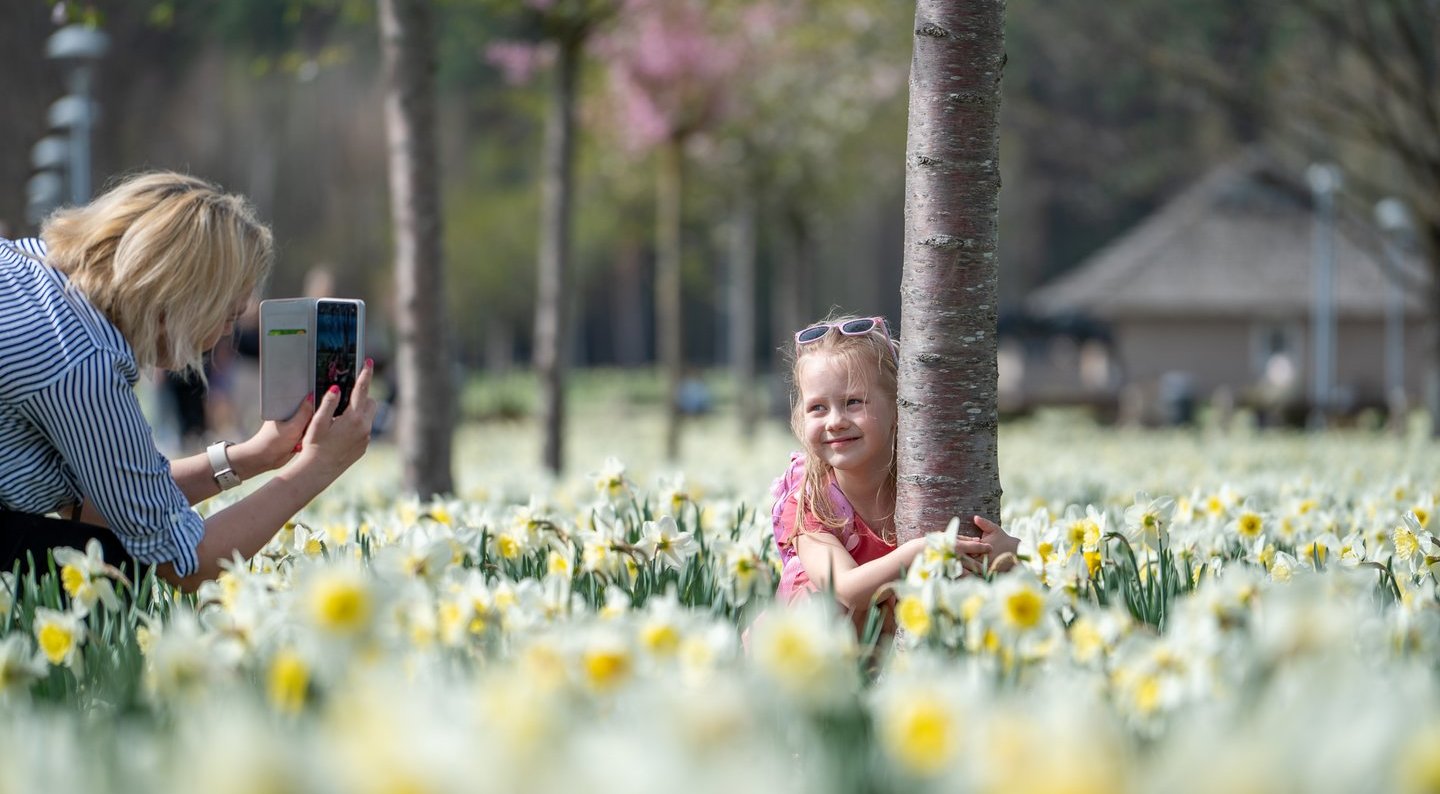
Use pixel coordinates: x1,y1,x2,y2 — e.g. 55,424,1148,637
379,0,454,497
657,137,685,461
895,0,1006,542
534,37,581,475
728,184,758,440
1426,223,1440,434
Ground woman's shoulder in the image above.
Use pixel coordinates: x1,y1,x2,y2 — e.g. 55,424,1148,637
1,240,135,397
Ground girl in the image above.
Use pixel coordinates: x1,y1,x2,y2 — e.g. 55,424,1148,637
771,314,1017,626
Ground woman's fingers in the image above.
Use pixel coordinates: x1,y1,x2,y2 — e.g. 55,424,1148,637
350,358,375,403
310,385,343,430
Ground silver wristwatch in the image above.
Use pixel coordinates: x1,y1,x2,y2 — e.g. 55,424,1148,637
206,441,242,491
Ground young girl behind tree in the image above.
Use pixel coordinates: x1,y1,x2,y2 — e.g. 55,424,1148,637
770,314,1017,629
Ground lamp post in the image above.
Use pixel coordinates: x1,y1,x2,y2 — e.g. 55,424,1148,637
1375,197,1413,425
1306,163,1342,430
45,24,109,205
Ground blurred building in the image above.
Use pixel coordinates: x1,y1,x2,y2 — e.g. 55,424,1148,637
1014,151,1430,424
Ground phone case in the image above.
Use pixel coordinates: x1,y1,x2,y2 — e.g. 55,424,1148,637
259,298,317,421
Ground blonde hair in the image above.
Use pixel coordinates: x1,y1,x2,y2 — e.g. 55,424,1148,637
41,171,273,379
787,313,900,535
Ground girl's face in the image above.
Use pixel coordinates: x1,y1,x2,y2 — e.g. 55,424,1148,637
797,352,895,479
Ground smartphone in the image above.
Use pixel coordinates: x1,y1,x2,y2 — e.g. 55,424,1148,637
259,297,366,420
314,299,365,416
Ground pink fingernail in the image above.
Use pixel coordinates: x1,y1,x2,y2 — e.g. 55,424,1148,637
365,357,374,368
329,385,340,395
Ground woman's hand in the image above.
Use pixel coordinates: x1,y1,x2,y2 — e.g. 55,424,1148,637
293,359,378,480
230,396,316,477
971,515,1019,573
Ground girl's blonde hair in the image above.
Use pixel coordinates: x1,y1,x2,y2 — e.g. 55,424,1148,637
41,171,273,379
787,313,900,535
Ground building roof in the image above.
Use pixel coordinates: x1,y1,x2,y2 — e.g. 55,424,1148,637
1027,151,1430,321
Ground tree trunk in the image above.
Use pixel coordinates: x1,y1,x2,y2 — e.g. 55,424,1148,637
612,236,648,367
895,0,1005,542
657,137,685,461
728,184,758,440
534,37,581,475
1426,223,1440,435
379,0,454,497
772,210,812,351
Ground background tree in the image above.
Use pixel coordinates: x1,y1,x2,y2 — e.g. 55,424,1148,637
895,0,1005,541
488,0,618,475
596,0,742,461
379,0,454,496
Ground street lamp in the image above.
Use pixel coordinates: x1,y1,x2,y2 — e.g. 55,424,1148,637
1375,197,1414,423
1306,163,1342,429
45,24,108,205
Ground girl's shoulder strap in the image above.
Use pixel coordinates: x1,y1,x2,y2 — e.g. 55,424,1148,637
770,452,858,550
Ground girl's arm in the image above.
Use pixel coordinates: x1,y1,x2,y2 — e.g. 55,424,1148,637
793,532,928,611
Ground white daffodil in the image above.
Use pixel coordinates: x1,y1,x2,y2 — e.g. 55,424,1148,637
32,607,86,669
0,634,46,695
1123,492,1176,548
638,515,698,570
592,456,630,501
52,538,121,616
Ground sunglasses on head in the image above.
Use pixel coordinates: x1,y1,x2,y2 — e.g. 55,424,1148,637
794,317,892,347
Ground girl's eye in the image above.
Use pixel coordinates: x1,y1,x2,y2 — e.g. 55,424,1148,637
808,404,825,414
847,398,864,407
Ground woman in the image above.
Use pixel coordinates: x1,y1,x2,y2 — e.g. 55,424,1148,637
0,171,377,591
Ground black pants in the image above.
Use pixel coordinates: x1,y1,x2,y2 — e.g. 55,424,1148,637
0,510,139,577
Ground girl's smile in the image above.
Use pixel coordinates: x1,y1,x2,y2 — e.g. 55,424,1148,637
797,353,895,478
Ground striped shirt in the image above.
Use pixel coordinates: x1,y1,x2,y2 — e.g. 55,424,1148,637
1,237,202,575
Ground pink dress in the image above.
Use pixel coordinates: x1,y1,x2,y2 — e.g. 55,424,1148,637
771,452,897,604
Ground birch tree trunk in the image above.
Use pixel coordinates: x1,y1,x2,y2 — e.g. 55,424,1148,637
895,0,1005,541
534,36,581,475
379,0,454,497
657,137,684,461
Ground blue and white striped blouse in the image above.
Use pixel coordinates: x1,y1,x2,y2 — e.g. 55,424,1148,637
0,237,202,575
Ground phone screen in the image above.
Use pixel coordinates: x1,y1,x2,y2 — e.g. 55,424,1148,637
315,300,359,416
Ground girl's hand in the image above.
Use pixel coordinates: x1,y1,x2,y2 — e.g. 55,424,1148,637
954,537,993,576
971,515,1019,573
230,396,315,475
295,359,378,480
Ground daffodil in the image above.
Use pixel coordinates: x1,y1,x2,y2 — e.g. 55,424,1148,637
638,515,698,570
592,456,629,500
51,538,121,616
0,634,46,695
1123,492,1175,548
876,687,962,777
33,607,85,668
304,567,375,638
267,648,310,714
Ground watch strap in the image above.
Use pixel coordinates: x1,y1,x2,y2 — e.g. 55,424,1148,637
207,441,242,491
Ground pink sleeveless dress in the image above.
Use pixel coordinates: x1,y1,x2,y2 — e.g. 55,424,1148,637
770,452,897,604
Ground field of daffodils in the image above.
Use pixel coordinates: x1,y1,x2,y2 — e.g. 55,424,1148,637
4,412,1440,794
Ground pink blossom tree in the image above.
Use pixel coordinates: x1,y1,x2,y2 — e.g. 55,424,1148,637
594,0,744,461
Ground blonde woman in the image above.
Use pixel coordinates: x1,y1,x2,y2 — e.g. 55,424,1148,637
0,172,376,591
